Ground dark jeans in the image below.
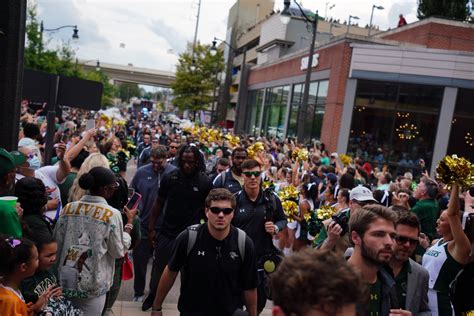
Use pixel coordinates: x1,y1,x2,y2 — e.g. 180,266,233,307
102,257,124,315
257,269,267,313
133,238,154,296
147,234,175,300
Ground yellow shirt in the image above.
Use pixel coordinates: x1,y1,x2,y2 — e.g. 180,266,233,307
0,286,32,316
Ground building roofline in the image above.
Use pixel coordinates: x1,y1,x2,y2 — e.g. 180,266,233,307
374,16,474,38
249,33,425,72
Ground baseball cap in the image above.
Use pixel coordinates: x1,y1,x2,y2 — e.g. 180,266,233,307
18,137,36,148
349,185,376,202
326,173,338,185
0,148,19,176
9,151,27,166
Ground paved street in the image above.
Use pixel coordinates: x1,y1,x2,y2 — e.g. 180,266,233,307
113,161,272,315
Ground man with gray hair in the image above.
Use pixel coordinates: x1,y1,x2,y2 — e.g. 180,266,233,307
412,177,440,241
131,145,177,302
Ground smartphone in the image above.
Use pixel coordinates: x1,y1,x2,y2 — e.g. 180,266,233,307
126,192,142,210
86,119,95,130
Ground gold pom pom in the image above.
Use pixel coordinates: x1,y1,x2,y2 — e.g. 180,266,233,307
339,154,352,166
436,155,474,189
316,205,337,221
281,200,299,222
247,142,265,159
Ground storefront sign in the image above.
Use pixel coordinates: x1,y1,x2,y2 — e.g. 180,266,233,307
300,53,320,70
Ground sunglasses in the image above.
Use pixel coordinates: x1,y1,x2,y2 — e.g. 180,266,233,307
169,146,178,149
395,235,419,246
243,171,261,178
209,207,234,215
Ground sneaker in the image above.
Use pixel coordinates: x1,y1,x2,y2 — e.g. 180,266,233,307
133,295,144,302
141,295,154,311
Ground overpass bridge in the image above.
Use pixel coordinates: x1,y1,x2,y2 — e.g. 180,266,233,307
80,60,175,87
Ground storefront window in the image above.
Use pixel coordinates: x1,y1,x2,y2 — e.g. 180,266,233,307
287,80,328,140
447,89,474,161
262,86,289,139
347,80,443,174
245,89,264,135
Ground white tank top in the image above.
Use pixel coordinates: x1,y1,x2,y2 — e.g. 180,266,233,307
423,238,449,289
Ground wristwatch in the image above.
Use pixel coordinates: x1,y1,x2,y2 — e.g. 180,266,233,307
273,225,279,234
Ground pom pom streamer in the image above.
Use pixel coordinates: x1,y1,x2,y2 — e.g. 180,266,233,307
435,155,474,189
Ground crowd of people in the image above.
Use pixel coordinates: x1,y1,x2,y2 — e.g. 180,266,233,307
0,104,473,316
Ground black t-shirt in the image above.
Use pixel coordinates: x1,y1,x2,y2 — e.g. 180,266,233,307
232,189,286,259
168,225,258,316
158,169,212,238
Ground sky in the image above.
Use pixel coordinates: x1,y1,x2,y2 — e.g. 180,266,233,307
35,0,419,76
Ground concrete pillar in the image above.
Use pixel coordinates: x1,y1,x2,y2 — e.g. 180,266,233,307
430,87,458,176
336,79,357,153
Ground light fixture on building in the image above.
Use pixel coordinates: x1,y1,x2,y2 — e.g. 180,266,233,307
368,4,384,36
465,132,473,147
280,0,292,25
396,112,410,118
396,123,419,140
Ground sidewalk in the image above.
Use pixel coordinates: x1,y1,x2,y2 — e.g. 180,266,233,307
111,301,272,315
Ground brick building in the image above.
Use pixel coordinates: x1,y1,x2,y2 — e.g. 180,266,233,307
243,17,474,174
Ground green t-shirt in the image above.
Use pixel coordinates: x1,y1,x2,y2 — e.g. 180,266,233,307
20,269,57,303
58,172,77,205
411,199,439,241
0,202,22,238
321,156,330,166
366,278,382,316
394,261,411,310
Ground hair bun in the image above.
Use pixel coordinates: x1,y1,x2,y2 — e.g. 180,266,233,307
78,172,95,190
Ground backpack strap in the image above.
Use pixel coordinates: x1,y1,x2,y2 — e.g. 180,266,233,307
220,170,227,187
186,224,201,256
236,227,246,262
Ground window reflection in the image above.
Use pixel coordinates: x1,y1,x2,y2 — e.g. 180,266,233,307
348,80,443,174
447,89,474,161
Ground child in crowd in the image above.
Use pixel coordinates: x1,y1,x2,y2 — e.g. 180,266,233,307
0,236,38,316
20,236,82,315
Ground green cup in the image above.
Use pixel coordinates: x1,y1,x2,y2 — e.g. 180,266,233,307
0,196,18,208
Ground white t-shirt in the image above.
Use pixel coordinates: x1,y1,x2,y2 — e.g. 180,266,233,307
35,165,63,220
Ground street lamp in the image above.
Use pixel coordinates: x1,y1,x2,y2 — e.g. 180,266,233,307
40,20,79,40
347,15,360,34
282,0,319,142
210,37,247,132
280,0,292,24
368,5,384,36
325,2,336,19
190,59,196,71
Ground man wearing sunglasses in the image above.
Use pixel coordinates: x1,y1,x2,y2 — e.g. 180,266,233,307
387,212,431,316
232,159,287,313
151,189,258,316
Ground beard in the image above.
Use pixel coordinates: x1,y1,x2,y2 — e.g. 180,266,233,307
361,239,392,267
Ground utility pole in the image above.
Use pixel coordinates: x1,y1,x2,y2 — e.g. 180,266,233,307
191,0,202,60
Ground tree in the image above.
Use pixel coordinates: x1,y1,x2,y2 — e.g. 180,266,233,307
417,0,470,21
117,82,141,102
171,42,224,118
24,4,117,106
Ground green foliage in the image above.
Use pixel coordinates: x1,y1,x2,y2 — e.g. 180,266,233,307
171,42,224,114
417,0,470,21
24,4,116,106
117,83,142,102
